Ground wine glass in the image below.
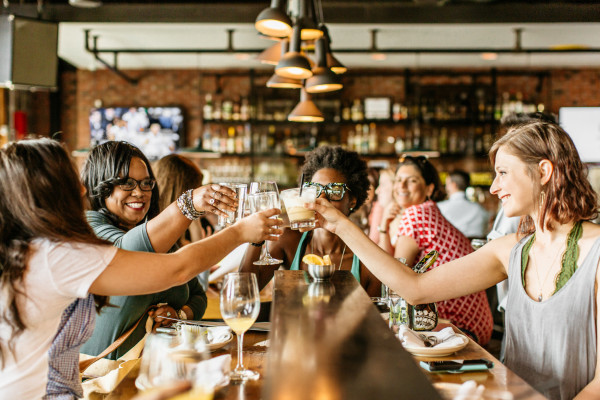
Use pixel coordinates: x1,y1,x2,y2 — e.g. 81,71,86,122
220,272,261,381
248,181,282,265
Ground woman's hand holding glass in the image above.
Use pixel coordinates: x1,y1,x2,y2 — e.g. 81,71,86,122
305,198,346,235
148,304,178,327
191,184,237,217
233,208,282,244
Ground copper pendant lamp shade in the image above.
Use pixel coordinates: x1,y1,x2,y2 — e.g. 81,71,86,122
321,24,347,74
275,25,313,80
297,0,323,41
267,39,303,88
288,88,324,122
255,0,293,38
305,36,342,93
257,41,282,65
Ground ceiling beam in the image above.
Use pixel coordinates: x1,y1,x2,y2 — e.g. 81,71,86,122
5,2,600,24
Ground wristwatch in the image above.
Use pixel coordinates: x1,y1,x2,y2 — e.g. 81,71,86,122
177,308,188,320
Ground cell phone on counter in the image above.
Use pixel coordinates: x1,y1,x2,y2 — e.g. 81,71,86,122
420,359,494,373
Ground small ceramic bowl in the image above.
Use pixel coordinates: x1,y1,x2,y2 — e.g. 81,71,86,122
307,263,335,281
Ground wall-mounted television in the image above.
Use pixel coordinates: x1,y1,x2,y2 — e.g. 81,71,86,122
0,15,58,89
89,106,184,161
559,107,600,163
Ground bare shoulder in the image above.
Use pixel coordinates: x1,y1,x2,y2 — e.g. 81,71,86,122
485,232,521,255
582,221,600,241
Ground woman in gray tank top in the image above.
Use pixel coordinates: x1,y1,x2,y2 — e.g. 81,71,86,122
309,121,600,399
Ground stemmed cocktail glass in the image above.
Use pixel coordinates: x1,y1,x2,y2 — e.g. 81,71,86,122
220,272,261,381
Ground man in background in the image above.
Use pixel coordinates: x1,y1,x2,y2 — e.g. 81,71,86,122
437,170,490,239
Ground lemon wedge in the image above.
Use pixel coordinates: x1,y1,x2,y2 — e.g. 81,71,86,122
323,254,332,265
302,254,324,265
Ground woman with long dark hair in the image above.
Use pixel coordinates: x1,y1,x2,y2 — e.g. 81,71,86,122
0,138,280,399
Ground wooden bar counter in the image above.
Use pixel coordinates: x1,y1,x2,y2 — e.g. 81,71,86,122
112,270,545,400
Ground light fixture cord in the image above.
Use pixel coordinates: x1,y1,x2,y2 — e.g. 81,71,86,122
316,0,324,24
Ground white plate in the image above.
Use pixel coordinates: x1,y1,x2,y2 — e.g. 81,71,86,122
206,330,233,352
402,333,469,357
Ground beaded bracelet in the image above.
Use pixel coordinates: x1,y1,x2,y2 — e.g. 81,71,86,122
177,189,205,220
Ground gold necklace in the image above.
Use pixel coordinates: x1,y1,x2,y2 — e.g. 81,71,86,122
532,243,564,302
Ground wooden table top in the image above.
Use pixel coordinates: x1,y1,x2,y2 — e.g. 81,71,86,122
110,270,546,400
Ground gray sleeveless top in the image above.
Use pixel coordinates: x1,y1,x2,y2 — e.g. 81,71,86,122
505,235,600,400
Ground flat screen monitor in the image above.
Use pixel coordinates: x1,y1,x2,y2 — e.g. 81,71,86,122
90,106,184,161
559,107,600,163
0,15,58,89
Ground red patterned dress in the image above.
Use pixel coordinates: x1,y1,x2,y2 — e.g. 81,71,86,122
396,200,493,345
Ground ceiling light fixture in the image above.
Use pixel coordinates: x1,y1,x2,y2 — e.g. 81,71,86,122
257,41,282,65
320,24,347,74
296,0,323,41
288,88,324,122
275,24,313,79
370,29,387,61
255,0,293,38
305,35,342,93
267,39,303,88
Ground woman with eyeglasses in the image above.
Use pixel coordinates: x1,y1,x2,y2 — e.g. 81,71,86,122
240,146,382,297
0,138,280,399
376,155,493,346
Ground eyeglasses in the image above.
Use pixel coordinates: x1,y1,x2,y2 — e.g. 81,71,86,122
303,182,351,201
116,177,156,191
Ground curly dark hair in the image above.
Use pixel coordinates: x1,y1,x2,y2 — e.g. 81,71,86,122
81,141,160,229
490,121,598,235
300,146,369,214
0,138,108,364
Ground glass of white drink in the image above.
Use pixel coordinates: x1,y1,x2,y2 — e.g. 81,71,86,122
280,186,317,230
220,272,260,381
217,183,247,228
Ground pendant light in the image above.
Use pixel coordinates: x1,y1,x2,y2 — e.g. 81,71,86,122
267,39,303,88
321,25,347,74
296,0,323,41
275,24,313,80
255,0,293,38
288,88,324,122
257,41,282,65
305,35,342,93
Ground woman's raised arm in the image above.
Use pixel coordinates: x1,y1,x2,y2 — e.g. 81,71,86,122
90,209,281,296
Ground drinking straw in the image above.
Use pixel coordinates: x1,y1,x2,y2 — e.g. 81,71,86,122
299,173,305,196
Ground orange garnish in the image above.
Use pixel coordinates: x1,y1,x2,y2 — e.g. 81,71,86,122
323,255,332,265
302,254,325,265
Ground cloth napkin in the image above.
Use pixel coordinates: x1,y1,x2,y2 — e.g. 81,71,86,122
399,326,467,348
193,354,231,391
206,326,232,344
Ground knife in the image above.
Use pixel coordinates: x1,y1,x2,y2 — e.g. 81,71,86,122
159,316,271,332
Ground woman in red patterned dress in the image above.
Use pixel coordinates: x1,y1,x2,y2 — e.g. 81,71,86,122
388,155,493,345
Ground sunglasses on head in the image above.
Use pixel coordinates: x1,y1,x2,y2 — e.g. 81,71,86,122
116,177,156,192
302,182,351,201
399,154,428,165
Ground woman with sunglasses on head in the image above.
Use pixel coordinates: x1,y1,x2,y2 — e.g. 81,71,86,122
240,146,382,297
78,141,236,362
373,155,493,346
0,138,280,399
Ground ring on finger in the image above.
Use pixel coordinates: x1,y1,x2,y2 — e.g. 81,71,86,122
209,198,215,205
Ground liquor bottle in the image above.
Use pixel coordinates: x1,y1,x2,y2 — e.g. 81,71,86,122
392,101,402,122
222,99,233,121
203,94,213,121
212,98,222,121
226,126,235,153
347,129,355,151
368,123,378,153
342,102,351,121
394,134,405,154
351,99,364,122
202,126,212,151
240,97,250,121
211,127,221,153
438,127,448,155
243,124,252,153
232,98,241,121
235,126,244,154
361,124,369,154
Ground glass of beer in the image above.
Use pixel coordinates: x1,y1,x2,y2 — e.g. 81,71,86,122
280,186,317,230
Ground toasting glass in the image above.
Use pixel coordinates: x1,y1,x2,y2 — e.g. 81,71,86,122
248,181,282,265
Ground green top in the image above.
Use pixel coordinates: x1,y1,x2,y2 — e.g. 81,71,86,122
80,211,207,360
290,231,361,281
521,220,583,297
